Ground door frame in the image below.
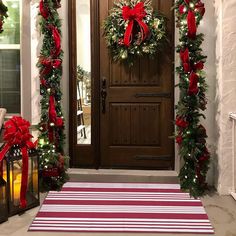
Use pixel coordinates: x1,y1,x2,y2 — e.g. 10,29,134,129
68,0,179,172
68,0,100,168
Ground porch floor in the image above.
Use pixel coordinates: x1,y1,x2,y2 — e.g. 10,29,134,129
0,171,236,236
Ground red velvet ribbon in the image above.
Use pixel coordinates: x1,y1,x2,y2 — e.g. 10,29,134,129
40,58,62,76
0,162,3,178
20,147,29,208
0,116,35,208
188,72,199,95
176,135,183,145
48,25,61,56
48,96,64,141
176,117,189,128
49,95,57,123
0,20,3,32
180,48,204,73
122,2,150,47
187,10,196,39
52,26,61,55
180,48,190,73
39,0,49,19
195,1,205,16
48,127,54,143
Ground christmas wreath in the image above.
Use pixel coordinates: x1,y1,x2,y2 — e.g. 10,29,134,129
0,0,8,33
103,0,167,66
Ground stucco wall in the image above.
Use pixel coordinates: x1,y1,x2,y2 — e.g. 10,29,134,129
27,0,218,186
200,0,217,186
215,0,236,194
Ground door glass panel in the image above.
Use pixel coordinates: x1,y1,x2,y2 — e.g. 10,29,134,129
77,0,91,144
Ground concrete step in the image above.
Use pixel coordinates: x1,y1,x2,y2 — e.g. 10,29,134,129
68,168,179,184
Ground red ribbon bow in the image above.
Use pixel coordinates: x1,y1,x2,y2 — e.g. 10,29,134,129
176,117,189,128
122,2,150,47
180,48,190,73
39,0,49,19
48,96,64,142
187,10,197,39
0,116,35,208
195,1,205,16
188,72,199,95
48,25,61,56
180,48,204,73
40,58,62,76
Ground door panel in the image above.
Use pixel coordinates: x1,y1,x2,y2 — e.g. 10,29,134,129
100,0,174,170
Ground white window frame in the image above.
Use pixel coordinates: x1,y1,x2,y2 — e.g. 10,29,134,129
0,0,24,118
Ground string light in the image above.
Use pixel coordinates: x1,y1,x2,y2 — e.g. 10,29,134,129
189,2,195,9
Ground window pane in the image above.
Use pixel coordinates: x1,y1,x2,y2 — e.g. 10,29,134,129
0,1,20,44
77,0,92,145
0,50,20,113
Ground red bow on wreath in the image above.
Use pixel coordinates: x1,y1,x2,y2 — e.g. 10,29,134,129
0,116,35,208
122,2,150,47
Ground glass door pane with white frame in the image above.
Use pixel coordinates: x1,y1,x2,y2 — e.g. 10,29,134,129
0,0,21,114
77,0,92,145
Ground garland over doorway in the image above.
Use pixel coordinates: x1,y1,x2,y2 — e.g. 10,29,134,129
175,0,210,197
37,0,69,191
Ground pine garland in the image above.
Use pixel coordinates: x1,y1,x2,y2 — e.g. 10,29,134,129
174,0,210,197
0,0,8,33
37,0,69,192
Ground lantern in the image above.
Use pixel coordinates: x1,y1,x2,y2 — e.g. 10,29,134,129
0,172,8,223
5,145,39,216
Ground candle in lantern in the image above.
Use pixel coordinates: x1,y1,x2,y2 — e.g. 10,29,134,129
33,170,38,192
13,174,22,203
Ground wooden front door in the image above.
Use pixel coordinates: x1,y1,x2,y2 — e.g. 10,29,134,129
69,0,174,169
99,0,174,170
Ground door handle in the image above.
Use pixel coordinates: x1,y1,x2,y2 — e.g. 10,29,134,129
101,77,107,114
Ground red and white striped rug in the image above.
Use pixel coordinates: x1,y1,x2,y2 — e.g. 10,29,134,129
29,182,214,234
